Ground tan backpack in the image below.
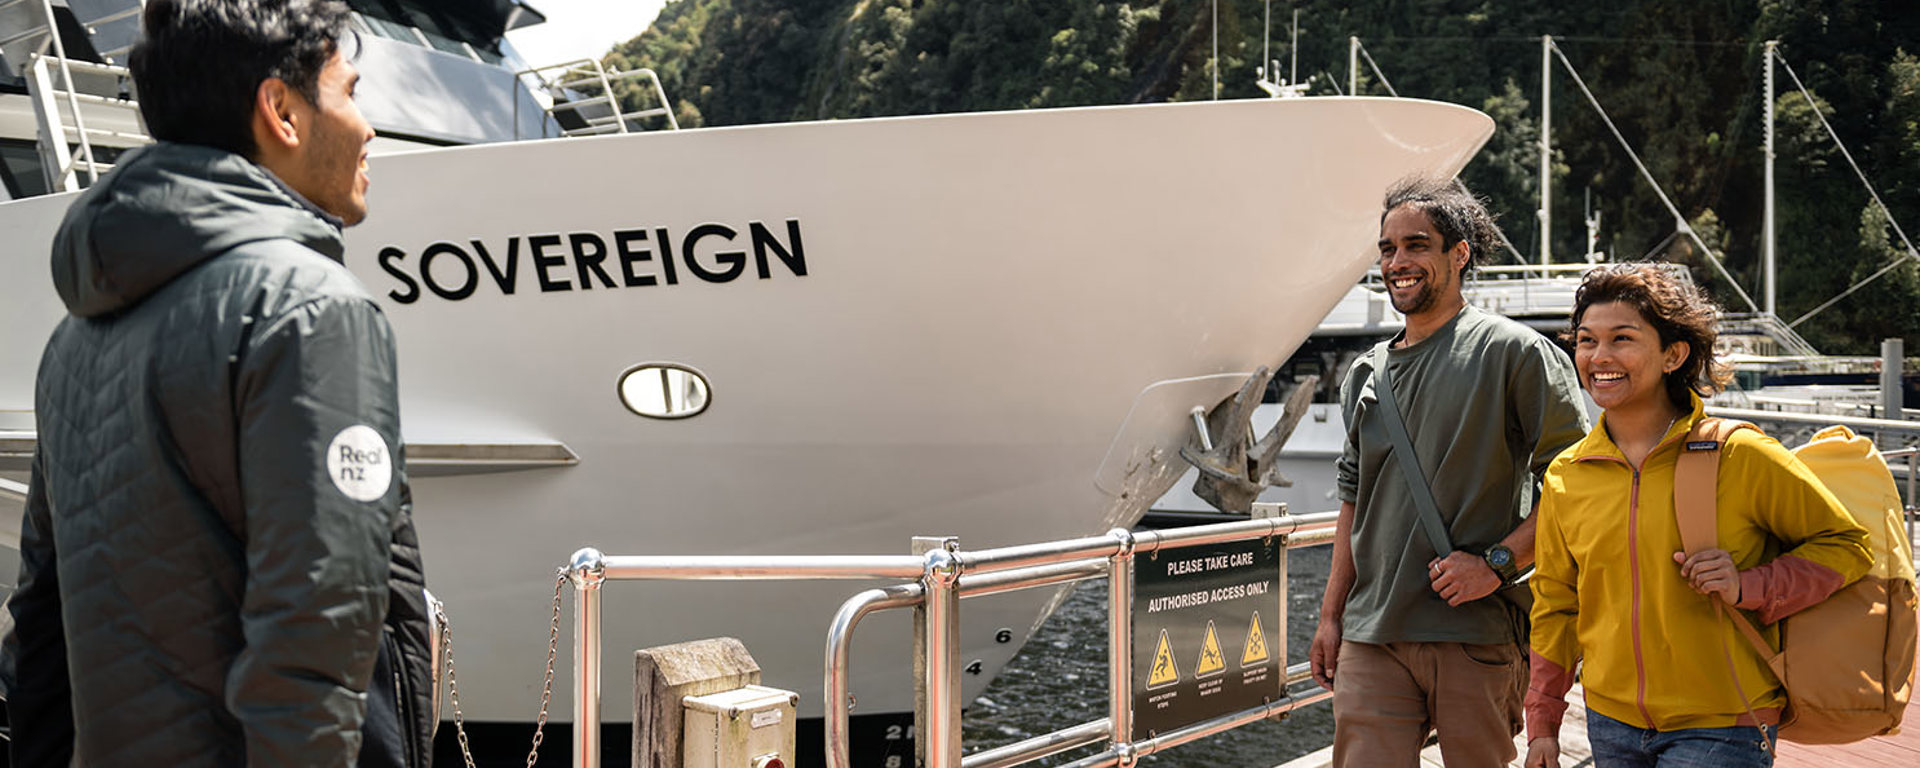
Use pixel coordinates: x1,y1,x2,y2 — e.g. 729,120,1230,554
1674,419,1917,744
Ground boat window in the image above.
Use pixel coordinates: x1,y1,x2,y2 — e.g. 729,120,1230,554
355,9,421,44
0,140,49,199
618,364,712,420
345,0,504,62
410,4,487,58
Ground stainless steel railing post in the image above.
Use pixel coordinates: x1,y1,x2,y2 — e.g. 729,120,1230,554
825,585,921,768
569,548,607,768
922,545,963,768
1104,528,1135,751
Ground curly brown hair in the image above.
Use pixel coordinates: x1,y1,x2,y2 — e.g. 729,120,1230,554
1567,264,1733,410
1381,177,1500,280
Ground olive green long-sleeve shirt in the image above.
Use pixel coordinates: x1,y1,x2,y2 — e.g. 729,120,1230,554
1336,304,1589,645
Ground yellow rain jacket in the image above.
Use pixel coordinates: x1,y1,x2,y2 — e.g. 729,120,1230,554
1529,394,1871,735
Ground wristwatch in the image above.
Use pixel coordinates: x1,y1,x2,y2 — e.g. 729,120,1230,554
1482,544,1520,583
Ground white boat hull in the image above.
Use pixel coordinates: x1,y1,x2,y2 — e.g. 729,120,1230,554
0,97,1492,724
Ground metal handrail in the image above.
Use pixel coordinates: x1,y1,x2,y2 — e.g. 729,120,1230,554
822,557,1111,768
560,510,1340,768
1705,405,1920,436
516,59,679,138
34,0,106,190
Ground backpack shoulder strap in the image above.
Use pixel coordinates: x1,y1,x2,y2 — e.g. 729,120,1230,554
1666,420,1758,552
1673,417,1753,555
1671,418,1779,664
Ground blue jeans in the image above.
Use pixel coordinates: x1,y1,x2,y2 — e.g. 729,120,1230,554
1587,710,1775,767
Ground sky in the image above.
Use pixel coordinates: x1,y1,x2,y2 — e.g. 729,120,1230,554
504,0,670,68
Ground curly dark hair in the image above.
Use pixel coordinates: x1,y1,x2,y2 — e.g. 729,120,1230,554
1381,176,1500,279
1567,263,1733,410
130,0,355,158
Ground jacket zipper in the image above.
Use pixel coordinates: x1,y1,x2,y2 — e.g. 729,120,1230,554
1625,467,1656,727
1576,427,1684,729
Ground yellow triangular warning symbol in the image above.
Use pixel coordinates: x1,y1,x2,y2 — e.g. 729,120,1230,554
1241,611,1270,667
1147,628,1180,689
1195,620,1226,678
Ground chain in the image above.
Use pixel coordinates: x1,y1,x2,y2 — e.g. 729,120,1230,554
526,568,568,768
436,568,570,768
437,599,477,768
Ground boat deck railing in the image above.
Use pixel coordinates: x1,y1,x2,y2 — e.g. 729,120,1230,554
516,58,678,137
559,509,1340,768
8,0,148,193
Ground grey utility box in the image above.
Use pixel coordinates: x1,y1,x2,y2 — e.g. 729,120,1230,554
682,684,798,768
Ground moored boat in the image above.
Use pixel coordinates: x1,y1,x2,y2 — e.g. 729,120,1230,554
0,0,1496,760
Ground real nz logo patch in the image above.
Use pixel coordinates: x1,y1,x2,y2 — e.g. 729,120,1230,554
326,425,392,502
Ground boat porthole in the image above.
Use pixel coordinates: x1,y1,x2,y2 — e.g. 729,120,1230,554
617,363,712,420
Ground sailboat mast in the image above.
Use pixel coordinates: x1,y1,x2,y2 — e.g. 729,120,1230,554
1349,36,1359,95
1291,9,1300,85
1764,39,1778,317
1540,35,1553,267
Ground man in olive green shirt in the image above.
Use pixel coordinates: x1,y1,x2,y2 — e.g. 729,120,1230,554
1308,178,1588,767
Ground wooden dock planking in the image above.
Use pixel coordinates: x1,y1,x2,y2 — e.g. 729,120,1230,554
1276,605,1918,768
1271,684,1594,768
1279,529,1920,767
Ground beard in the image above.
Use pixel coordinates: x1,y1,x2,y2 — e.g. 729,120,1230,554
1389,273,1444,315
305,113,368,226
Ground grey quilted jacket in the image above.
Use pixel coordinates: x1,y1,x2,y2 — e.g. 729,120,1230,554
1,143,433,767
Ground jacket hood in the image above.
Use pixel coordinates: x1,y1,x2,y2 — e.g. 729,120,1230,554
51,142,345,318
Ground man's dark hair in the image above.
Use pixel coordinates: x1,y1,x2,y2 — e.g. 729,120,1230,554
130,0,355,158
1381,177,1500,279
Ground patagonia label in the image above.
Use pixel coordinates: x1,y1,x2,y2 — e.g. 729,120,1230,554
326,425,392,502
1685,440,1721,451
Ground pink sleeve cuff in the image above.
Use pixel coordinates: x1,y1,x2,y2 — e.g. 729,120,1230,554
1734,554,1847,625
1524,650,1575,741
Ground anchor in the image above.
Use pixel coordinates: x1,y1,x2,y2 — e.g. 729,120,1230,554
1178,367,1320,514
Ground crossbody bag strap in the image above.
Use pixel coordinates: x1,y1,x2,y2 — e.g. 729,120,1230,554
1370,341,1454,556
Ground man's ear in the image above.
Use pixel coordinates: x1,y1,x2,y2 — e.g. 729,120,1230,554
252,77,301,152
1451,238,1471,271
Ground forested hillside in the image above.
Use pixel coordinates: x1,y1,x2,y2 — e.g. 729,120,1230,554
596,0,1920,354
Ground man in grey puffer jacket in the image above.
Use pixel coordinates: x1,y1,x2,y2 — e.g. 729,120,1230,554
1,1,432,765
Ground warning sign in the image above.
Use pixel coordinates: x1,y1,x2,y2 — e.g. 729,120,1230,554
1195,621,1226,678
1147,629,1180,689
1241,612,1269,667
1131,536,1282,740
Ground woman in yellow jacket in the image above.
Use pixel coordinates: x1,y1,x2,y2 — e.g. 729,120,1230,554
1523,264,1870,768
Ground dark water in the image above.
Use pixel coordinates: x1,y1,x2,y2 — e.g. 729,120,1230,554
960,546,1336,767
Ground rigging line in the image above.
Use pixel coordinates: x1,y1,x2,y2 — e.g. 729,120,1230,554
1789,253,1911,329
1548,39,1759,312
1319,70,1345,96
1493,223,1527,265
1776,56,1920,328
1357,43,1398,97
1639,230,1682,263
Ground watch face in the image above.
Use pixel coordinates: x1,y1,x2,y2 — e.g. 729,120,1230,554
1487,547,1513,568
